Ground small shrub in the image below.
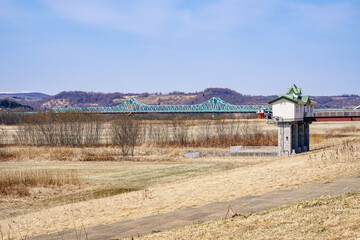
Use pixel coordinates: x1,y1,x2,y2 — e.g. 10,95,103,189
111,116,141,156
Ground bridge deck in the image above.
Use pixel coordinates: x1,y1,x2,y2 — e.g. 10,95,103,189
305,116,360,121
53,97,270,114
310,109,360,121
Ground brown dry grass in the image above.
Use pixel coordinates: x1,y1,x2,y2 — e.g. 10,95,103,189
0,159,224,222
138,192,360,240
0,121,359,239
326,124,359,135
310,133,325,144
1,137,359,238
1,118,278,148
0,145,191,162
156,132,277,148
0,148,16,161
309,122,360,135
0,169,79,196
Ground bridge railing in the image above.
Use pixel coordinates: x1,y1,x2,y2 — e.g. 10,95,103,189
314,109,360,117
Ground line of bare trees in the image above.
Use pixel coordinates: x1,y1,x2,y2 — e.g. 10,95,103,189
0,111,27,125
142,117,277,147
11,113,142,156
3,112,277,156
15,112,104,147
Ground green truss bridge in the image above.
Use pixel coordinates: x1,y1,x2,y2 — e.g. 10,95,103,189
53,97,271,114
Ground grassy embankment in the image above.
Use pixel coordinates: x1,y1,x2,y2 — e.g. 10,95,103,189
0,120,359,239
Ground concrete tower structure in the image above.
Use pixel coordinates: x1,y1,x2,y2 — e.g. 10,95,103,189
269,85,317,156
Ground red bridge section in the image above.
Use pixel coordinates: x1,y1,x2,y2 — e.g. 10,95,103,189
305,109,360,122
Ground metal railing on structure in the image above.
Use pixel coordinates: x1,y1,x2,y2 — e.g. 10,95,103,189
314,109,360,117
53,97,271,114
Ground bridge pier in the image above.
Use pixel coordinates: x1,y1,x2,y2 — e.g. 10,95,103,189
278,121,311,156
278,122,291,156
304,122,310,152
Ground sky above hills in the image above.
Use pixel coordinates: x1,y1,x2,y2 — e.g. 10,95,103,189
0,0,359,96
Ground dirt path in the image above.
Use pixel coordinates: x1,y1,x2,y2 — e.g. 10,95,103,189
30,177,360,240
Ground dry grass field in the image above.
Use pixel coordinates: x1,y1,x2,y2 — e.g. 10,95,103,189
139,192,360,240
0,119,359,239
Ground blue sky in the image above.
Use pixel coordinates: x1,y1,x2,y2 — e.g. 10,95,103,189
0,0,359,96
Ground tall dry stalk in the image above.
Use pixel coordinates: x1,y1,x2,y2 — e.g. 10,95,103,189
171,118,189,145
308,139,360,167
215,117,227,144
0,127,4,146
0,128,5,159
202,120,212,145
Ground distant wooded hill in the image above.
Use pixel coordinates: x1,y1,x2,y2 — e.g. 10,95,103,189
1,89,359,110
0,99,32,110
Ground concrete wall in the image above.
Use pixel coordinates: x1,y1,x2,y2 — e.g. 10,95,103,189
278,122,292,156
272,100,295,121
184,150,278,158
304,104,314,117
295,104,304,120
278,121,311,156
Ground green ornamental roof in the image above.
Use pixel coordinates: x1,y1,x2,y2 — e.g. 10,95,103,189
268,84,317,105
286,84,301,95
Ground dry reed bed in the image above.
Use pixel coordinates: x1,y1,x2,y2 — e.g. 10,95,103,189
0,145,189,162
0,169,79,196
310,122,360,135
0,117,278,148
1,138,359,239
139,192,360,240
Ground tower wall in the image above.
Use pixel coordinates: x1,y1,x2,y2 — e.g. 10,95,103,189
277,121,311,156
278,122,292,156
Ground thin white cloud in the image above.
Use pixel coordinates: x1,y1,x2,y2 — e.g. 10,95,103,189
43,0,279,37
177,0,277,32
43,0,176,37
41,0,358,38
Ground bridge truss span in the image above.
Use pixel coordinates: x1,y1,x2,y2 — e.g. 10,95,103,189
53,97,271,114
